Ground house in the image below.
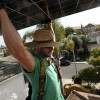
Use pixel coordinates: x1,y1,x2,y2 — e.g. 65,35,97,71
83,24,100,51
73,23,100,51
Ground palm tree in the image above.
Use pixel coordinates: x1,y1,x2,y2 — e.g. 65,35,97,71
52,20,65,42
64,38,78,75
36,24,47,30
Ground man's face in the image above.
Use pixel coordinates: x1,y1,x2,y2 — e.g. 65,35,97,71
39,47,54,57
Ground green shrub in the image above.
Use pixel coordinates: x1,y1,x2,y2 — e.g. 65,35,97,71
72,74,82,84
72,67,100,85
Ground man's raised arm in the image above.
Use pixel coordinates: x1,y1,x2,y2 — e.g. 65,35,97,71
0,9,35,72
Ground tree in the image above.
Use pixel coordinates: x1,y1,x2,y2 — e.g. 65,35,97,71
36,24,47,30
71,39,100,85
54,25,65,42
65,27,74,37
72,35,82,50
51,20,66,61
80,35,89,53
74,64,100,85
68,34,83,56
63,38,77,74
73,48,100,85
88,48,100,67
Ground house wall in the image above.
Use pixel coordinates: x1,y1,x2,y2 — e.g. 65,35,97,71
97,36,100,43
87,44,100,51
88,36,96,42
84,24,100,51
84,25,95,32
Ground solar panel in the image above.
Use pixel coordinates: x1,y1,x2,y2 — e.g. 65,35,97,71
2,0,100,30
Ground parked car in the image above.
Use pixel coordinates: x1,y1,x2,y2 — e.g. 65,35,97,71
60,58,70,66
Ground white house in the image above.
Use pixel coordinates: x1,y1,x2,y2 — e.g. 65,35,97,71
73,24,100,51
83,24,100,51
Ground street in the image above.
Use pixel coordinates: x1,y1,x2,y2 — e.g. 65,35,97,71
61,62,90,84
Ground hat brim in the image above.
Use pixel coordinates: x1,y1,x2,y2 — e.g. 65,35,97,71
25,41,64,48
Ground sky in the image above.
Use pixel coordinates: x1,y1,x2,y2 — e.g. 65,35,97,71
0,6,100,46
60,6,100,27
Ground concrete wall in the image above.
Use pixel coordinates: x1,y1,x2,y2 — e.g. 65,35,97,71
0,73,28,100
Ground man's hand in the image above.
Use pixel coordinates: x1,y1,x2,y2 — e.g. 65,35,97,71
0,9,35,72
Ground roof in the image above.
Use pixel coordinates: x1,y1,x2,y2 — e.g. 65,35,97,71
85,23,95,27
2,0,100,30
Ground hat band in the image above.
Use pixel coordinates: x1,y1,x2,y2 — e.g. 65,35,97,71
33,39,54,43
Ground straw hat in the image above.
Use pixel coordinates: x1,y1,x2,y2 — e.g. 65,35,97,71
25,29,63,48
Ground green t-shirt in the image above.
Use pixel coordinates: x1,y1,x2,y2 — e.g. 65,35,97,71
21,54,64,100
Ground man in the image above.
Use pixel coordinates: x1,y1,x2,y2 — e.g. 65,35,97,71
0,3,64,100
